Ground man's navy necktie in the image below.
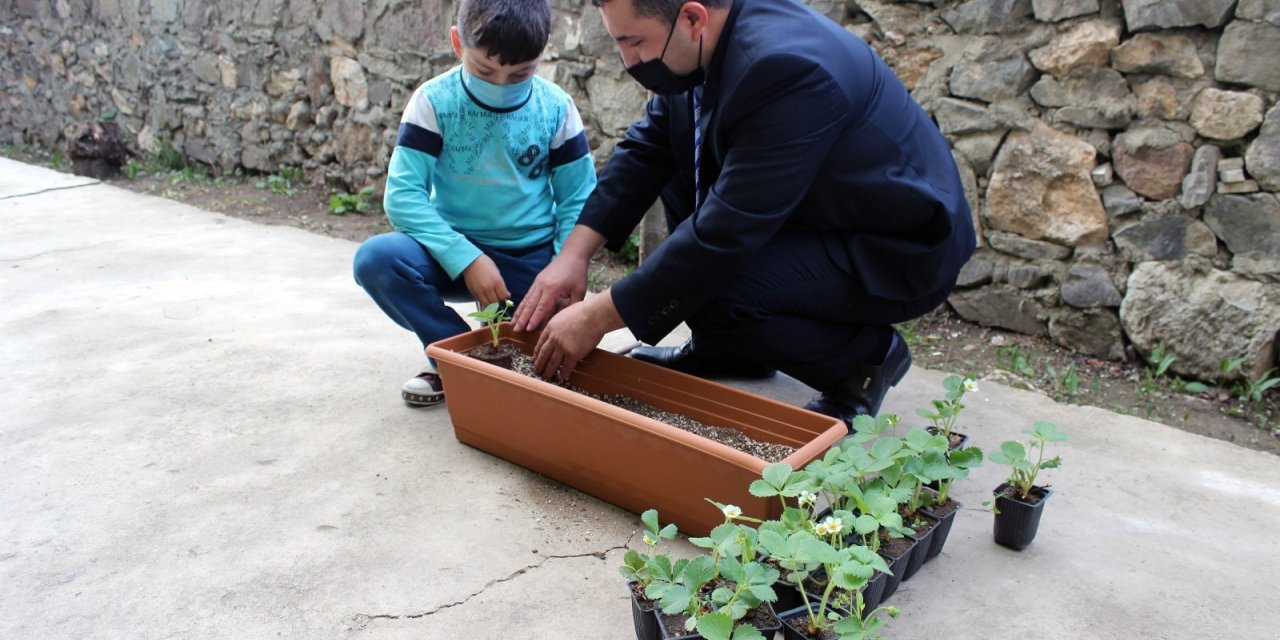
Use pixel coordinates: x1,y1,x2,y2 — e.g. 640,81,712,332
693,82,705,211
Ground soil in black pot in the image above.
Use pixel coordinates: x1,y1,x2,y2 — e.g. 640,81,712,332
780,607,840,640
658,602,779,639
924,496,961,519
998,483,1049,505
879,535,914,561
904,512,938,537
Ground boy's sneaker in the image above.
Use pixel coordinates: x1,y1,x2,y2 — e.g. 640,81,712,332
402,370,445,407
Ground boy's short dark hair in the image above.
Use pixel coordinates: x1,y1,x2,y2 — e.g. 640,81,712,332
456,0,552,66
591,0,730,25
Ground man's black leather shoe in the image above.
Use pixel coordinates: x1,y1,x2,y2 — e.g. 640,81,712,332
626,338,777,379
803,331,912,431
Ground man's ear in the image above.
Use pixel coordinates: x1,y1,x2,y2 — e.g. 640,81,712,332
449,25,464,58
680,2,710,38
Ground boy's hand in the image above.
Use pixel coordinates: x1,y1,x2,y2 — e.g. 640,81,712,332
461,255,511,308
512,253,588,332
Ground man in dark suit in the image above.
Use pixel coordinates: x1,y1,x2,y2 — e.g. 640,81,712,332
513,0,976,428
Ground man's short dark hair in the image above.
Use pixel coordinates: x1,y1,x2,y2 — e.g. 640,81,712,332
591,0,731,25
457,0,552,66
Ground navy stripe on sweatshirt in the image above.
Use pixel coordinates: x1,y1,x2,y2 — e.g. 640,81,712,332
396,122,443,157
549,131,589,168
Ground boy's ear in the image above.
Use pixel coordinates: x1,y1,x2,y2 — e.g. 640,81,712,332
449,25,463,58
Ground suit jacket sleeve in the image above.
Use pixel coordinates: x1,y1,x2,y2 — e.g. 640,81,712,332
612,54,850,344
576,94,677,252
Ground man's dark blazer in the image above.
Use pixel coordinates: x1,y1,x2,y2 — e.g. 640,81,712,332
579,0,977,344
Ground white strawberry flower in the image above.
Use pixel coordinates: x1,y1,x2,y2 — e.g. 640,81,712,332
817,516,842,536
964,378,979,393
722,504,743,519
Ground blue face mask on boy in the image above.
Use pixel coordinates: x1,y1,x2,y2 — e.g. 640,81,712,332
462,70,533,109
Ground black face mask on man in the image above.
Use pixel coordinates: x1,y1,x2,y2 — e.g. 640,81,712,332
625,9,704,95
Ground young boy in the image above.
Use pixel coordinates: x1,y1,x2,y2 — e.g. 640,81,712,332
353,0,596,407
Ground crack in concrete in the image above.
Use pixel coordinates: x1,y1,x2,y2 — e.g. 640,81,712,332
349,545,627,629
0,181,101,201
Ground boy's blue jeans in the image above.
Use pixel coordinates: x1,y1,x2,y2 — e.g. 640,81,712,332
353,232,553,355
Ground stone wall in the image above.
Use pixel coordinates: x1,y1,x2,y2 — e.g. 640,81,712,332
2,0,1278,382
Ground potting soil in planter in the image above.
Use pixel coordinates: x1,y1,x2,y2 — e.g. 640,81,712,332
507,351,796,462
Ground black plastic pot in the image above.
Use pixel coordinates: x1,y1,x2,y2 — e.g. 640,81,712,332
876,536,915,601
772,577,805,615
777,600,851,640
656,602,781,639
921,497,964,561
628,581,662,640
993,483,1054,551
860,569,887,619
900,512,939,582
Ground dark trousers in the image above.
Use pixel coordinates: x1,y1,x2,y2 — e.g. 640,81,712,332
353,231,552,352
686,229,952,392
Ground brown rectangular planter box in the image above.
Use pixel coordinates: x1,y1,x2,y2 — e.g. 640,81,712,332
427,324,846,536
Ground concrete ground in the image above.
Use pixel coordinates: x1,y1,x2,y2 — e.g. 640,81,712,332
2,157,1278,639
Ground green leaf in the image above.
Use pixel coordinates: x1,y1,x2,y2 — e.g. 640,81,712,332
731,624,766,640
949,446,984,468
870,437,903,460
747,583,777,603
1031,421,1069,442
719,556,746,583
800,536,841,565
850,414,878,434
903,427,934,450
697,612,734,640
658,585,693,615
682,555,716,587
853,514,879,536
748,478,779,498
710,586,737,606
762,462,793,487
995,440,1026,463
641,509,658,532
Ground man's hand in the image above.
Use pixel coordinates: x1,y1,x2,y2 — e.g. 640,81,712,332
532,291,625,380
461,255,510,308
512,251,588,332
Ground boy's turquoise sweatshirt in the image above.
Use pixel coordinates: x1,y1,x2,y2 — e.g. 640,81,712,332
384,65,596,279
